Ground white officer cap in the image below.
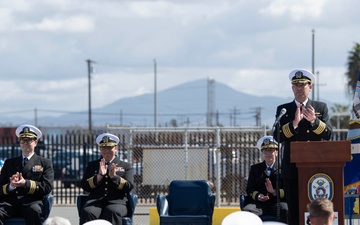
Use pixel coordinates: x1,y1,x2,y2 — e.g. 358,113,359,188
96,133,119,147
256,136,278,151
83,219,112,225
15,124,42,140
289,69,315,84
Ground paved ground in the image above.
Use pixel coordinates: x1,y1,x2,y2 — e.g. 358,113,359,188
49,205,151,225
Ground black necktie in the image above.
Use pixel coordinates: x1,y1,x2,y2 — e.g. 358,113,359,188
23,158,28,167
267,167,272,176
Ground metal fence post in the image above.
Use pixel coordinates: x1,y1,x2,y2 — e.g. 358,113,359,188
184,128,189,180
262,124,267,136
215,127,221,207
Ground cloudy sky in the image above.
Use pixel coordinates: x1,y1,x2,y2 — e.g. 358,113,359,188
0,0,359,120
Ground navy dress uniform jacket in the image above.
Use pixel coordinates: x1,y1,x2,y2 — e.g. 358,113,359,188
273,99,332,179
81,157,134,204
246,161,285,205
0,154,54,204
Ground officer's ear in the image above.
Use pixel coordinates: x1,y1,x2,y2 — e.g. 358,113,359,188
306,215,311,225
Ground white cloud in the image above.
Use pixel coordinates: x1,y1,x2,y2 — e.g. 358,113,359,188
0,9,12,31
260,0,326,21
127,1,233,21
18,15,94,32
0,0,32,12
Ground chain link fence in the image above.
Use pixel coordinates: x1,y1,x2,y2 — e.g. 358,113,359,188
107,126,347,206
107,126,268,207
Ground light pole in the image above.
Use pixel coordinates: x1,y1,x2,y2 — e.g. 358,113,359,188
317,71,320,101
34,108,38,127
312,29,315,100
154,59,157,128
86,59,94,135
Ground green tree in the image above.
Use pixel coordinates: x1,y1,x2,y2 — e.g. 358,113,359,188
345,43,360,97
330,103,350,129
170,119,178,127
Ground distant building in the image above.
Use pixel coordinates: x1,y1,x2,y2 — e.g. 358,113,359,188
0,127,17,144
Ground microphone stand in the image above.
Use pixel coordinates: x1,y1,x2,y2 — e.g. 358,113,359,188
273,121,281,222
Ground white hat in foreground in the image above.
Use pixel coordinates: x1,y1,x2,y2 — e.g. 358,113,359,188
221,211,262,225
263,222,287,225
83,219,112,225
43,216,71,225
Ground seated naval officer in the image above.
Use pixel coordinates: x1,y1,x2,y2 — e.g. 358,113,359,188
79,133,134,225
242,135,288,223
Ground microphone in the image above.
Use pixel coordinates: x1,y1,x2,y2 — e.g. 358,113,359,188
273,108,287,127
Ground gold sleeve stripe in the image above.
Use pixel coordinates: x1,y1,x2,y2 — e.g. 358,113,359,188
251,191,259,200
88,177,96,189
313,120,326,135
282,123,293,138
28,180,36,194
2,184,8,195
279,189,285,198
118,178,126,190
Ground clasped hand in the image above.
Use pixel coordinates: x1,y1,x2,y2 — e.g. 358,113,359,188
98,158,117,179
293,103,316,127
10,172,26,188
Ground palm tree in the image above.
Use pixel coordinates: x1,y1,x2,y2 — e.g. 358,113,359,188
345,43,360,97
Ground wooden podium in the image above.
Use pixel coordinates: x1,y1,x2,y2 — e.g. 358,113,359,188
291,140,351,225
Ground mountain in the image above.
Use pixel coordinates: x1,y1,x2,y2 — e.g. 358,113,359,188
0,79,333,127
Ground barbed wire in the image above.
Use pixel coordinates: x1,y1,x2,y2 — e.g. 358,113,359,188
0,109,257,117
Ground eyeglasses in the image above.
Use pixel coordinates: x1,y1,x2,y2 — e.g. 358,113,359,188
261,149,276,153
19,139,36,144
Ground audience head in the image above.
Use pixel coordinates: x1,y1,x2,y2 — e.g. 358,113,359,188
43,216,71,225
307,198,335,225
83,219,112,225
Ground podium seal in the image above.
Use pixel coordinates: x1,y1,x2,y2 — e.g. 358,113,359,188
307,173,334,201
